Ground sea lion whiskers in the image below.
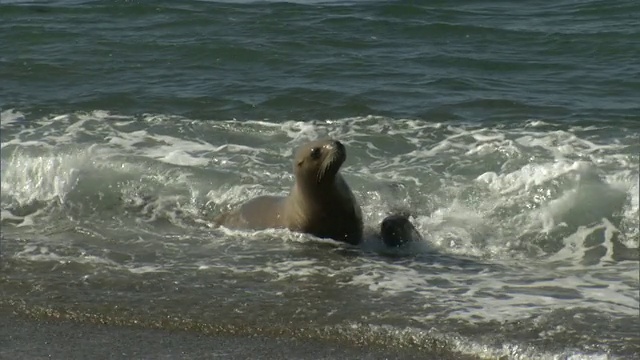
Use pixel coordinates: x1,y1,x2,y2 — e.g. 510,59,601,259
317,151,338,183
315,141,345,184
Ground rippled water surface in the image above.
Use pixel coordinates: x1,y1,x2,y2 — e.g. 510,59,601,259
1,0,639,359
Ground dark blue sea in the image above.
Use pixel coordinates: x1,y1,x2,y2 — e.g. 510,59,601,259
1,1,638,359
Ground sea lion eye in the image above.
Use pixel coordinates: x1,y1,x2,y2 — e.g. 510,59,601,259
310,147,321,160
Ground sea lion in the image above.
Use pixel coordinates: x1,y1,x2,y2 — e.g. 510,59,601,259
213,139,364,245
380,214,424,247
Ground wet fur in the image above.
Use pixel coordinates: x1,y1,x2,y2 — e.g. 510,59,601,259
380,214,424,247
213,139,363,245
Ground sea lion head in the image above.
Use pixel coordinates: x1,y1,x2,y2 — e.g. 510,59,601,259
293,139,346,187
380,214,421,247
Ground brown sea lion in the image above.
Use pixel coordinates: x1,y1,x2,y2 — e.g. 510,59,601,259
213,139,364,245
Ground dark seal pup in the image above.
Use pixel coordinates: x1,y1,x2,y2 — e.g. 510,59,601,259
213,139,364,245
380,214,424,247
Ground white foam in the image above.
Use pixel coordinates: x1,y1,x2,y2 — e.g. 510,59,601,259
2,110,638,331
450,335,616,360
127,265,167,274
0,109,26,126
1,150,83,206
1,209,23,221
14,245,118,267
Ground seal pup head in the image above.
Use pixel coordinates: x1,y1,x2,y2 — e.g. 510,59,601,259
380,214,423,247
293,139,347,188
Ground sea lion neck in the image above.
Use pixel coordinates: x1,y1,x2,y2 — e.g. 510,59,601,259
293,175,340,198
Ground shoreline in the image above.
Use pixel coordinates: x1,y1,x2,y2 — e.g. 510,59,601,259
0,311,459,360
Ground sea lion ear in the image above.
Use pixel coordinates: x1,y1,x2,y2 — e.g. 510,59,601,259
297,159,304,167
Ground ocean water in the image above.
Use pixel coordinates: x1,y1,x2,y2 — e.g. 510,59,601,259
1,0,639,359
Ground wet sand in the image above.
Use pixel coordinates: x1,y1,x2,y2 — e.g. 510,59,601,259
1,312,436,360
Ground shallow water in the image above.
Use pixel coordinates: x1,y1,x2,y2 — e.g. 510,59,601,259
2,111,638,358
1,0,639,359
